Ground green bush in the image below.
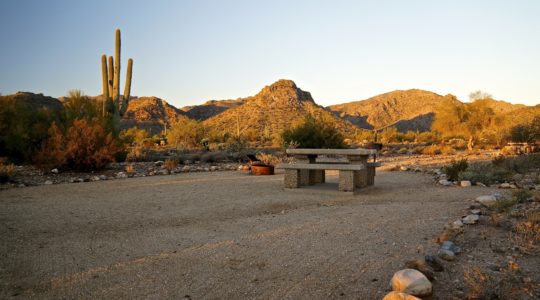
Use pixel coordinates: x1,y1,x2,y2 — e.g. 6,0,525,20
444,158,468,181
282,115,344,149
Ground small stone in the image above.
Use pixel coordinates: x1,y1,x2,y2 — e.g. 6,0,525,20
83,178,90,182
76,178,84,182
99,175,108,180
500,183,511,189
400,166,409,171
438,179,453,186
382,291,421,300
510,184,517,189
450,220,463,229
182,166,190,172
390,269,432,297
476,195,497,207
92,176,100,181
158,169,169,175
184,160,192,165
116,172,127,179
437,249,455,261
154,160,164,166
470,209,481,215
210,166,217,171
476,182,486,187
441,241,461,253
460,180,472,187
69,178,76,183
462,214,479,224
425,254,444,272
204,168,210,172
44,180,53,185
404,259,434,280
17,183,26,188
50,168,58,174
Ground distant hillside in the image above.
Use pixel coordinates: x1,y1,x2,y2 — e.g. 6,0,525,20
181,99,244,121
203,79,358,139
120,96,189,134
328,89,460,132
3,91,63,111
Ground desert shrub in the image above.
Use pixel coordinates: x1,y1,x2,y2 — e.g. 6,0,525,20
125,164,135,174
35,119,120,171
163,159,178,171
443,159,468,181
226,136,248,153
0,96,59,162
255,152,287,166
459,162,511,185
282,115,344,149
126,145,148,162
167,118,207,149
513,189,533,204
492,198,518,213
120,127,150,145
200,152,216,163
421,144,441,155
0,161,16,183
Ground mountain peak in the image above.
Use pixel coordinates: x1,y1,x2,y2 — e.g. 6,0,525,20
255,79,314,105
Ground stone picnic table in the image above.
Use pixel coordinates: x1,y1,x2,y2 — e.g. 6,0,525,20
276,148,379,193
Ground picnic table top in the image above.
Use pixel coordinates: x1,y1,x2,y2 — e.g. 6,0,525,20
286,148,376,156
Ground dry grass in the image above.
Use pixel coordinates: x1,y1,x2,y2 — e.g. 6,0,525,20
463,264,528,299
0,161,16,183
163,159,178,172
421,144,456,155
125,164,135,174
512,210,540,254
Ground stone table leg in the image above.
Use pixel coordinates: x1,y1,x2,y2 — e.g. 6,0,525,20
339,170,357,192
284,169,300,188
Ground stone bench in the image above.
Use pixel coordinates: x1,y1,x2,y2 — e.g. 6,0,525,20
276,162,379,192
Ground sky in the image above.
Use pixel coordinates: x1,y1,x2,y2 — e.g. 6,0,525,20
1,0,539,107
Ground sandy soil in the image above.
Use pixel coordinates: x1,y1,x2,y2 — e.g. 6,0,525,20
0,170,498,299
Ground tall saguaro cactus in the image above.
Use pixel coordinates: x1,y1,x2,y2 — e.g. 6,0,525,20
100,28,133,117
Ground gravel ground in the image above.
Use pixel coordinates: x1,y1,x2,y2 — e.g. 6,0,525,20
0,170,496,299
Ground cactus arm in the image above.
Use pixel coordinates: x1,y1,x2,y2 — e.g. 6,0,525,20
112,29,121,112
101,54,109,117
108,56,114,97
120,58,133,116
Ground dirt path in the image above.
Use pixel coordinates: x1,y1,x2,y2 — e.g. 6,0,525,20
0,170,497,299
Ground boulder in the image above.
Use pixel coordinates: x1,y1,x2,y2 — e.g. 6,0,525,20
44,180,53,185
116,172,128,179
475,195,497,207
441,241,461,253
50,168,59,174
438,179,453,186
404,259,434,280
460,180,472,187
425,254,444,272
500,183,511,189
382,291,421,300
462,214,479,224
390,269,432,297
437,249,455,261
400,166,409,171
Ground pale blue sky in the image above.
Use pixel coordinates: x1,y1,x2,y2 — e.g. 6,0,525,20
1,0,539,107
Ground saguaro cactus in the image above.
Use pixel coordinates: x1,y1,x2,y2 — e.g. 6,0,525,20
100,28,133,117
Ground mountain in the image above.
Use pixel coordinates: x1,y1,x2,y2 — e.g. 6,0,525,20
181,99,244,121
327,89,461,132
120,96,189,134
3,91,64,111
202,79,358,139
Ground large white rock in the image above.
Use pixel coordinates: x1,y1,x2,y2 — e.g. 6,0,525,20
438,179,453,186
462,214,480,224
460,180,472,187
382,291,421,300
475,195,497,207
390,269,432,297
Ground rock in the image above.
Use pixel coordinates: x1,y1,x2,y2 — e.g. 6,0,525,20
476,195,497,207
400,166,409,171
510,184,517,189
382,291,421,300
69,178,76,183
210,166,217,171
17,183,26,188
470,209,481,215
441,241,461,253
449,220,463,229
154,160,164,166
460,181,472,187
462,214,479,224
99,175,108,180
500,183,511,189
50,168,59,174
438,179,453,186
476,182,486,187
116,172,128,179
390,269,432,297
83,178,91,182
158,169,169,175
425,254,444,272
44,180,53,185
404,259,434,280
182,166,190,172
76,178,84,183
437,249,455,261
204,167,210,172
